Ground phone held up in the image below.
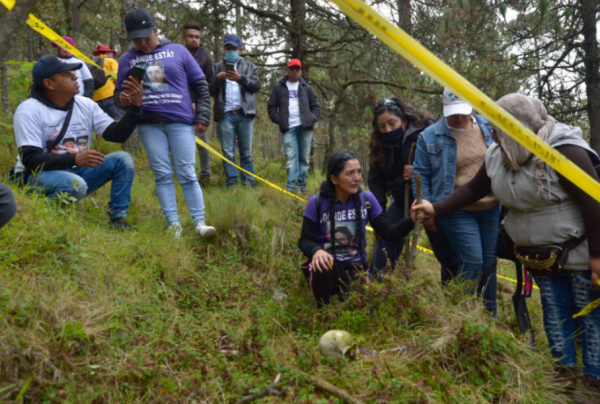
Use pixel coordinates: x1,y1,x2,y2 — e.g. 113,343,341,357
129,66,147,83
225,63,235,72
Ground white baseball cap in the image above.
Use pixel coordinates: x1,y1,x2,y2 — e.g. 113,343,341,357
442,88,473,117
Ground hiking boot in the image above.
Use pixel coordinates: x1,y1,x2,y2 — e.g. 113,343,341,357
110,217,130,230
195,221,216,238
199,175,210,189
555,366,578,394
570,375,600,404
168,222,183,239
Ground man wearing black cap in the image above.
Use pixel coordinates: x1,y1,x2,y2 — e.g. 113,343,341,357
12,55,143,229
209,34,261,187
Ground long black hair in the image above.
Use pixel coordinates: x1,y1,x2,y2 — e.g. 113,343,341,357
369,97,432,170
326,151,367,272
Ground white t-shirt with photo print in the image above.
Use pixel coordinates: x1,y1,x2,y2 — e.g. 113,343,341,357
13,95,114,172
286,80,301,128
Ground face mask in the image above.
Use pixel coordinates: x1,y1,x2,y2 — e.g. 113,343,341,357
225,50,239,63
377,126,405,143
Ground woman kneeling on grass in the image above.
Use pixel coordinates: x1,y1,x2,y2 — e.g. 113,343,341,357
413,94,600,397
298,151,415,308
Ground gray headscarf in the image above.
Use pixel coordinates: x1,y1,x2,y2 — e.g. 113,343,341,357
495,94,556,195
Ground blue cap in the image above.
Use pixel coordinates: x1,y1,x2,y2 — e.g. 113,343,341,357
223,34,242,48
32,55,81,87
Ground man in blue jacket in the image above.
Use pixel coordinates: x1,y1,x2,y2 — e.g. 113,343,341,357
209,34,261,187
267,59,320,193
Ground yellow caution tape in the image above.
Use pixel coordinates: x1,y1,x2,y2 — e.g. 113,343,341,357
1,0,106,73
195,138,306,203
196,138,534,291
329,0,600,203
573,298,600,319
497,274,540,291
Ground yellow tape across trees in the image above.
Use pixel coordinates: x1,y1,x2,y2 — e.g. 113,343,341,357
1,0,106,73
195,138,533,291
329,0,600,204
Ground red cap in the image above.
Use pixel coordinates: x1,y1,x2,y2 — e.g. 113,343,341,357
93,44,117,56
287,59,302,68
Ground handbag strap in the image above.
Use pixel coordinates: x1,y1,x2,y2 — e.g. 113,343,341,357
45,100,75,153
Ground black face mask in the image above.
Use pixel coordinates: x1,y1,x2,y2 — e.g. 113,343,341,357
377,125,405,143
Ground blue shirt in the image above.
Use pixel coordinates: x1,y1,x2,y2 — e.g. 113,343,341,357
225,59,243,112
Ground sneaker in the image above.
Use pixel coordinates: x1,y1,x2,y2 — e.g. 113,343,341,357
298,187,309,194
110,217,130,230
195,221,216,238
168,222,183,239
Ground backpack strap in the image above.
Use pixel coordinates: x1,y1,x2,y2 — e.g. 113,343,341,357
316,193,321,217
45,100,75,154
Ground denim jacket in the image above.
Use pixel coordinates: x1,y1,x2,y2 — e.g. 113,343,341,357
412,114,493,203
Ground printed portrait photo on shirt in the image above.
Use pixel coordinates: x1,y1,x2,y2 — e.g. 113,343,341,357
143,61,169,93
323,223,358,259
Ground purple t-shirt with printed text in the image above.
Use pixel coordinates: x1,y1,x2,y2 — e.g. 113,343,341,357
303,191,383,265
116,43,204,125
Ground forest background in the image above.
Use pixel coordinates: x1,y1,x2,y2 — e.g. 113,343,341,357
0,0,599,403
0,0,599,173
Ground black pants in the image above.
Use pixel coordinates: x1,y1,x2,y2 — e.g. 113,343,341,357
427,225,460,286
0,184,16,229
303,263,364,308
370,200,459,285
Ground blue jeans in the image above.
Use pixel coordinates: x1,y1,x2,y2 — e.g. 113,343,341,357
217,111,255,186
438,206,500,315
96,97,123,120
282,125,312,191
371,201,460,281
26,151,134,218
137,123,206,226
533,270,600,379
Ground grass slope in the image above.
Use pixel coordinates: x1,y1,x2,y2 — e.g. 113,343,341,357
0,137,570,403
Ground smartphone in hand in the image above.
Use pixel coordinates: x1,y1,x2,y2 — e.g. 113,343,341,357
129,66,147,83
225,63,235,72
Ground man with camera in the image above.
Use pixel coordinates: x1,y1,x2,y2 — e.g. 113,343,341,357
12,55,143,229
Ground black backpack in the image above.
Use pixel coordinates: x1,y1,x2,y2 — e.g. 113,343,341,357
86,56,109,90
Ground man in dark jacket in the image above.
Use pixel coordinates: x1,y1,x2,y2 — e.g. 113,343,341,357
209,34,261,187
182,23,214,186
267,59,320,193
13,55,143,229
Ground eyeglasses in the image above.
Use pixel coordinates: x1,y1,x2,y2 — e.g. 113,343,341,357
335,235,350,243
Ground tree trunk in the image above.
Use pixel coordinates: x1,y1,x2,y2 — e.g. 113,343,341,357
1,57,8,113
213,0,223,61
63,0,72,35
235,5,242,38
0,0,38,58
72,0,81,39
290,0,306,59
396,0,411,34
580,0,600,153
119,0,135,54
28,27,34,61
322,96,344,173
